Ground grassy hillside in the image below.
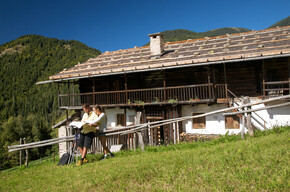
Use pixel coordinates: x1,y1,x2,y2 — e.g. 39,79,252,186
268,16,290,29
1,127,289,191
0,35,101,170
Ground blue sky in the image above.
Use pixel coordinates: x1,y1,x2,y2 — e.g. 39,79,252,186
0,0,289,52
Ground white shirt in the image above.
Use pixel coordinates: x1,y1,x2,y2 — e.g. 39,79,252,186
89,113,107,131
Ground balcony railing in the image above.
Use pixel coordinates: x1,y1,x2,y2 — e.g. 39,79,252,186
59,83,228,108
263,80,290,97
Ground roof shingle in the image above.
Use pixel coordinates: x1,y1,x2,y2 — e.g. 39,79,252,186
49,26,290,80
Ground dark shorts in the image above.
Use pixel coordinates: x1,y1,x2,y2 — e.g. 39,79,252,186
77,132,95,148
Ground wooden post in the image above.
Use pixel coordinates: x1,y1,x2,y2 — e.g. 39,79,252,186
247,108,254,137
173,122,176,144
148,121,152,146
66,110,69,126
57,83,61,107
133,133,136,152
241,114,245,139
262,60,266,97
67,81,70,107
242,96,254,137
72,80,75,106
19,138,22,166
125,73,128,104
223,62,227,85
163,70,166,102
176,121,180,143
135,112,144,151
288,57,290,94
225,84,228,100
93,79,95,105
23,138,29,167
137,131,145,151
207,65,212,100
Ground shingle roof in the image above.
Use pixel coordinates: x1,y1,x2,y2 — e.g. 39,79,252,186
49,26,290,80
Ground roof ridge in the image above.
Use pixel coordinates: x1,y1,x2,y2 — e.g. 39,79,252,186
99,25,290,55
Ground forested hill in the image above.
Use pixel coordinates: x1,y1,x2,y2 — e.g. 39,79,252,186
160,27,251,43
267,16,290,29
145,16,290,45
0,35,101,170
144,27,251,45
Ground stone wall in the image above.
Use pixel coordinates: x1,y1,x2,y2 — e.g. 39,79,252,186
58,126,67,158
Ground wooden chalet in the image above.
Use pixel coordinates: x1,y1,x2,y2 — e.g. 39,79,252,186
37,26,290,151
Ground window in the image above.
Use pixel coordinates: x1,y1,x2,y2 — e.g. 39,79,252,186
116,114,125,126
225,115,240,129
128,115,135,124
192,113,206,129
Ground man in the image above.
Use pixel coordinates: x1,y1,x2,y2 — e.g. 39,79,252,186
76,103,97,167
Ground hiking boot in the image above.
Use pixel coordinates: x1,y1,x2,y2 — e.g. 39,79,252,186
83,157,88,163
76,160,83,167
102,155,108,160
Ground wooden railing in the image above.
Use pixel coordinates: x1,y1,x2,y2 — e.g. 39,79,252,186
215,84,228,99
59,83,228,108
263,80,290,97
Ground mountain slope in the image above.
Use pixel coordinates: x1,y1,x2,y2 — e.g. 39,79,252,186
146,16,290,45
145,27,251,45
0,35,101,170
267,16,290,29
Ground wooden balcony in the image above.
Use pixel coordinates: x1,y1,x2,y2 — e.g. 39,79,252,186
58,83,228,109
263,80,290,97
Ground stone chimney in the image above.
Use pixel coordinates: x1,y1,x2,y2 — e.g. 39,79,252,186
148,32,164,58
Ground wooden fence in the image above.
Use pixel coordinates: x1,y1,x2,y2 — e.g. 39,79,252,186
8,95,290,167
263,80,290,97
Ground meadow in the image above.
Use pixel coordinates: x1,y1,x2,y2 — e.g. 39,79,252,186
0,127,289,191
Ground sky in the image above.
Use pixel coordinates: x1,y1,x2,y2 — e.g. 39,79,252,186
0,0,289,52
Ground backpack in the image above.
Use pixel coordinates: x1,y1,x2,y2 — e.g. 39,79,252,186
57,153,71,166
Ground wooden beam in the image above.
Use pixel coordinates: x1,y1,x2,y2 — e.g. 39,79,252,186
8,135,75,149
223,62,227,84
9,137,75,152
244,97,254,137
67,80,70,106
52,112,76,129
93,79,95,105
288,57,290,92
207,65,212,100
262,59,266,96
224,101,290,116
125,73,128,103
57,83,61,107
163,70,166,101
72,80,75,106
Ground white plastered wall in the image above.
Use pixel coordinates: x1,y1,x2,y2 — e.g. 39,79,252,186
182,104,243,135
248,98,290,129
105,107,137,127
182,98,290,135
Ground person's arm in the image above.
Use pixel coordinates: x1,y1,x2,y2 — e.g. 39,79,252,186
87,113,105,124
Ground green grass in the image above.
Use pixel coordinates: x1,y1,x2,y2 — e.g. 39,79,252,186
0,127,289,191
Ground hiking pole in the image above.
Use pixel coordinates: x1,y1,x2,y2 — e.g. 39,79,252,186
68,126,77,165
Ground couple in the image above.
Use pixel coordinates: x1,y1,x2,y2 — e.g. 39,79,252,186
77,103,113,167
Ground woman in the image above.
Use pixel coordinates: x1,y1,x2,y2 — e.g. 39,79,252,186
90,104,114,159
